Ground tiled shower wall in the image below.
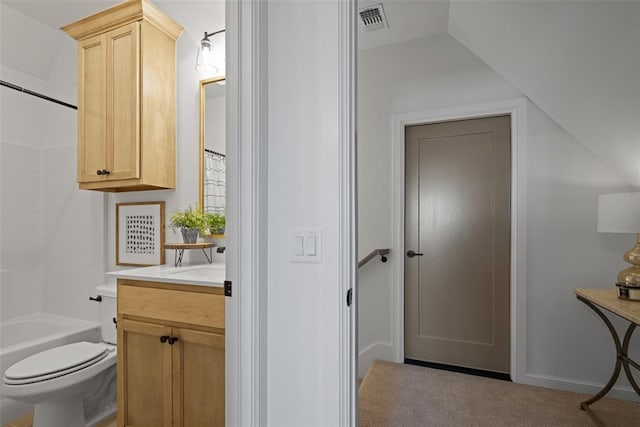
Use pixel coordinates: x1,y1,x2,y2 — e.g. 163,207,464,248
42,144,105,322
1,63,105,323
0,73,46,320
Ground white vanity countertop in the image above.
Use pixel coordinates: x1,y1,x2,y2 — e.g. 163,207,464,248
107,263,225,287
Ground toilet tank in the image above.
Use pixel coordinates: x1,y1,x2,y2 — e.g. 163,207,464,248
95,283,117,344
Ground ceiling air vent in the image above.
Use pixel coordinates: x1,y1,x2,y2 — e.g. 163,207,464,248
358,4,388,32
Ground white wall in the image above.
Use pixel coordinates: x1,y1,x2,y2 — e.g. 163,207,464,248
357,33,522,376
448,0,640,188
1,3,104,323
357,33,636,398
267,1,344,424
105,1,226,271
0,65,46,320
524,102,634,395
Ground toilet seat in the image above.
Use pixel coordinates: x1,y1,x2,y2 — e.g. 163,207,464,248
3,342,109,385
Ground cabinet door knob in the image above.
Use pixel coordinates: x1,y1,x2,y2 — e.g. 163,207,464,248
102,169,110,175
160,335,170,343
168,336,179,345
96,169,103,175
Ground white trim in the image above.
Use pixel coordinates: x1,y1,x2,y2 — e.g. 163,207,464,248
358,342,394,379
391,98,528,383
338,0,357,425
524,372,638,401
226,0,268,425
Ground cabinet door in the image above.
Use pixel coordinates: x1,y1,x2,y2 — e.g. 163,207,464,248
118,319,172,427
77,33,106,183
106,22,140,181
173,328,225,427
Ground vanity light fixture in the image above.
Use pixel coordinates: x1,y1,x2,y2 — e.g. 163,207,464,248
196,29,225,75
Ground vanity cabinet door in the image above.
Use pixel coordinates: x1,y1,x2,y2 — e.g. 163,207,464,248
118,319,173,427
172,328,225,427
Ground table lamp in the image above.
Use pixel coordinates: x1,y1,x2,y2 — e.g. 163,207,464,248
597,192,640,297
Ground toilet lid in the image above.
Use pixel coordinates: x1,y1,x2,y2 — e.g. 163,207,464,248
4,342,109,384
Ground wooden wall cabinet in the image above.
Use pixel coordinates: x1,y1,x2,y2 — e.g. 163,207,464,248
117,280,225,427
62,0,183,192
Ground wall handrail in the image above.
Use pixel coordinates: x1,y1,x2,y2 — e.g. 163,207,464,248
358,248,390,269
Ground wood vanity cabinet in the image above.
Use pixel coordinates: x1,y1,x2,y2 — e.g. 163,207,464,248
116,280,225,427
62,0,182,192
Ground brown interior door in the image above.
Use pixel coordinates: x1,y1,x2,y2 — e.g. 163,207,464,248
404,115,511,374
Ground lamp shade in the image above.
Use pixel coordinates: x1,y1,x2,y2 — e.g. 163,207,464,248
597,192,640,233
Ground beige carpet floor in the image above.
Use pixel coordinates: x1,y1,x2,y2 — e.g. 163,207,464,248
359,360,640,426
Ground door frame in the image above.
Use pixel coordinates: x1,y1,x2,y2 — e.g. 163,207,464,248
391,98,528,383
225,0,268,424
337,0,358,424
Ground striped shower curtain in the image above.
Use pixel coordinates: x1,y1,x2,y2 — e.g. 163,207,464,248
204,150,226,214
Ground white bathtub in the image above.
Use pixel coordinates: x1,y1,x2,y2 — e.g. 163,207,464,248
0,313,101,424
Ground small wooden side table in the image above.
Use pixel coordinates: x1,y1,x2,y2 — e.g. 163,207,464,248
164,243,214,266
574,288,640,414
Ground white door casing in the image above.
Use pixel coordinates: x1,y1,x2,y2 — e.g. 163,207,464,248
226,0,268,424
338,0,358,424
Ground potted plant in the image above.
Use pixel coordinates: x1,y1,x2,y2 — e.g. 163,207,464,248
169,205,205,243
205,212,226,235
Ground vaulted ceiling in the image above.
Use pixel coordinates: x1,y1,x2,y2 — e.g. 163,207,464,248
3,0,638,187
358,0,639,188
447,1,640,188
1,0,225,81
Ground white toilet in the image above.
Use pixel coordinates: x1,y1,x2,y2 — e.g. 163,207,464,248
2,284,117,427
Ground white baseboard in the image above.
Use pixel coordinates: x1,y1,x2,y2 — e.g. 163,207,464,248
359,342,395,379
359,343,639,402
522,372,640,402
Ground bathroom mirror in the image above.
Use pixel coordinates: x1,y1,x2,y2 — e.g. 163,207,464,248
199,77,226,236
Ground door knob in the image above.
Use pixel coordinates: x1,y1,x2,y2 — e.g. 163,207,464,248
406,250,423,258
168,336,179,345
160,335,170,343
96,169,103,175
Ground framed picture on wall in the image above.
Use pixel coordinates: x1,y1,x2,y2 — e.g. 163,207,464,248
116,201,165,266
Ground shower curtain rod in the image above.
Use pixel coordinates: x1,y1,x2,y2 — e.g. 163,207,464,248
0,80,77,110
205,148,226,157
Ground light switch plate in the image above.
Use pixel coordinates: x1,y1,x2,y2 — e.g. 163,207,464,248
304,236,316,256
291,229,322,263
294,236,304,256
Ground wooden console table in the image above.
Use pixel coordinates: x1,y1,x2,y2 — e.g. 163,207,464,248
165,242,214,266
574,288,640,413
